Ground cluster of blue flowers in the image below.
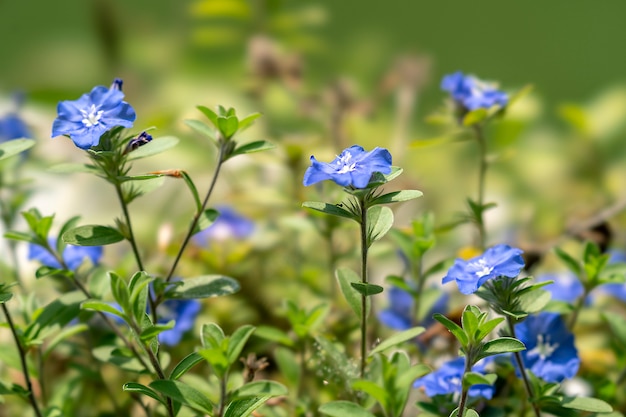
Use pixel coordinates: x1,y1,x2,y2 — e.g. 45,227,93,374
441,71,508,111
28,237,103,271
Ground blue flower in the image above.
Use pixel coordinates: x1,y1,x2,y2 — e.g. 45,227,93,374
378,286,448,330
0,113,31,142
414,357,495,399
537,273,584,304
28,237,103,271
442,244,525,295
441,71,508,111
51,79,136,149
303,145,392,189
157,298,202,346
193,206,254,246
515,312,580,383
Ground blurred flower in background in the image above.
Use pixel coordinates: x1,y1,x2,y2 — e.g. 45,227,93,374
193,206,254,246
515,312,580,382
378,286,448,330
414,356,495,399
28,237,103,271
441,71,508,111
157,298,202,346
0,92,31,142
536,272,584,304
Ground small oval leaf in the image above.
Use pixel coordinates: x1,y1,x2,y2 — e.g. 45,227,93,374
62,225,125,246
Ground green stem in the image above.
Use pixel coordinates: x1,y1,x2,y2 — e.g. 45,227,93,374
410,254,424,325
473,125,488,250
359,197,369,379
162,143,226,288
456,358,472,417
507,317,542,417
217,374,228,417
2,303,44,417
114,183,145,272
567,289,587,330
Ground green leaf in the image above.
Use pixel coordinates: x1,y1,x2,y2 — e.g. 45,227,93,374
433,313,468,347
0,138,35,161
62,225,125,246
149,379,214,415
197,105,219,127
127,136,180,160
237,112,262,131
47,163,98,174
461,307,479,341
230,140,275,158
81,300,127,321
518,288,552,314
253,326,294,347
201,322,225,349
463,108,488,126
397,363,431,388
366,205,394,245
463,372,496,388
351,380,388,410
3,230,36,243
42,323,88,359
180,171,202,212
109,272,131,314
218,116,238,138
123,382,166,406
92,345,146,372
604,313,626,349
350,282,384,296
369,326,425,356
167,275,240,299
370,190,423,205
227,325,256,365
24,291,85,343
449,408,480,417
554,247,582,276
184,119,217,143
302,201,358,221
199,347,229,377
224,396,272,417
274,347,300,386
560,396,612,412
195,208,219,233
336,267,367,318
169,352,204,380
477,337,525,361
230,380,288,399
140,321,175,342
319,401,377,417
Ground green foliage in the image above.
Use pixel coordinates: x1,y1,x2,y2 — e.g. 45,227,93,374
0,139,35,161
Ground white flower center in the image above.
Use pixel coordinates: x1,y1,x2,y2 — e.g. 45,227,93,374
527,334,560,360
472,259,494,278
336,152,357,174
80,104,104,127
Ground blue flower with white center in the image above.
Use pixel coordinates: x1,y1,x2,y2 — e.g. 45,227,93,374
28,237,103,271
441,71,508,111
515,312,580,383
378,286,448,330
193,206,254,246
414,356,495,399
157,298,202,346
51,79,136,149
303,145,392,189
442,244,525,295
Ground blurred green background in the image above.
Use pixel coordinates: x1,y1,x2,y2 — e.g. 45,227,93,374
2,0,626,248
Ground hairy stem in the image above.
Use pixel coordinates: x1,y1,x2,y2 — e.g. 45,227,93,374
507,317,542,417
359,197,369,378
162,144,226,288
2,303,43,417
473,125,488,250
456,358,472,417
